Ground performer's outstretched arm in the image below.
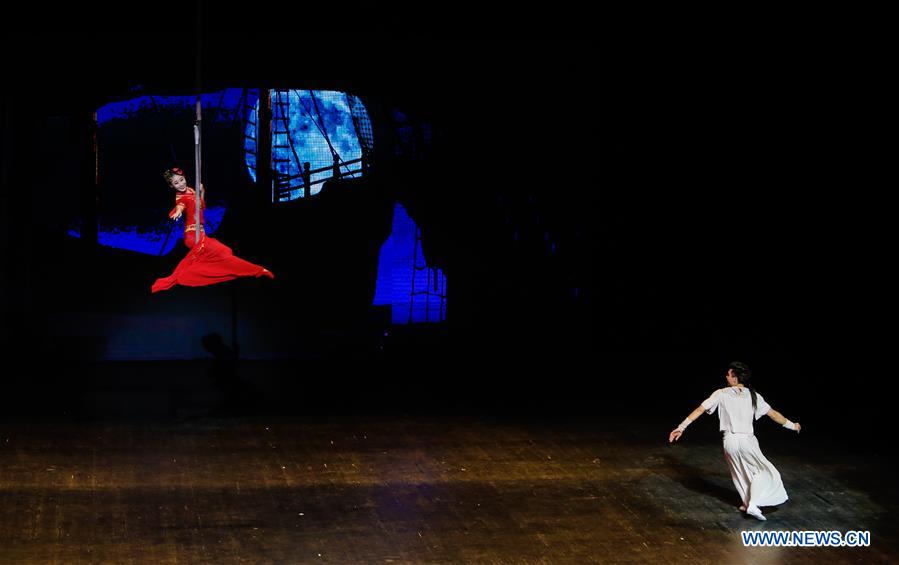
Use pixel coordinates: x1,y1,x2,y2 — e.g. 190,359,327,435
169,203,186,220
669,405,705,443
767,408,801,433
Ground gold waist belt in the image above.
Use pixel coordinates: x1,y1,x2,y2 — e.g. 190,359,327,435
184,224,205,232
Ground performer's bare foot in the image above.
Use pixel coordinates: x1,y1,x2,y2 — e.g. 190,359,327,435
746,505,766,521
261,268,275,279
739,505,746,512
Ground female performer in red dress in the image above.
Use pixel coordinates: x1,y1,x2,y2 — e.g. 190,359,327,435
151,167,274,293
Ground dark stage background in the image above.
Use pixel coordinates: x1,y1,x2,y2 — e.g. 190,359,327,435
0,32,891,450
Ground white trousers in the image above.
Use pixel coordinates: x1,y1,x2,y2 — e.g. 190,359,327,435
722,431,788,508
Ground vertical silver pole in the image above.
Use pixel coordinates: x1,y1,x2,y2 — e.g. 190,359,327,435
194,112,201,246
194,1,202,246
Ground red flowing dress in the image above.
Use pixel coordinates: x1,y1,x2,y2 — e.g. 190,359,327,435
151,187,274,293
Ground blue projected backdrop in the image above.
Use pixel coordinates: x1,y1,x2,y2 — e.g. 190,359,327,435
80,88,444,322
245,90,369,200
374,203,447,323
67,207,226,257
75,89,248,255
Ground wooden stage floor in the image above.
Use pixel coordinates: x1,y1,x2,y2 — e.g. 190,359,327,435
1,415,896,563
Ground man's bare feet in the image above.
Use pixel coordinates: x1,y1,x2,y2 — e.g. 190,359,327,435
746,505,766,521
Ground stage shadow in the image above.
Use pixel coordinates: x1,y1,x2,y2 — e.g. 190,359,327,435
653,452,784,517
654,452,740,508
201,332,262,417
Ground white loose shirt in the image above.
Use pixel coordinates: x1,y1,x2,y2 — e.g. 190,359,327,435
701,387,771,434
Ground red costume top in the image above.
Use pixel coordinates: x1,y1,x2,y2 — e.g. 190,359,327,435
168,187,205,230
151,187,274,293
